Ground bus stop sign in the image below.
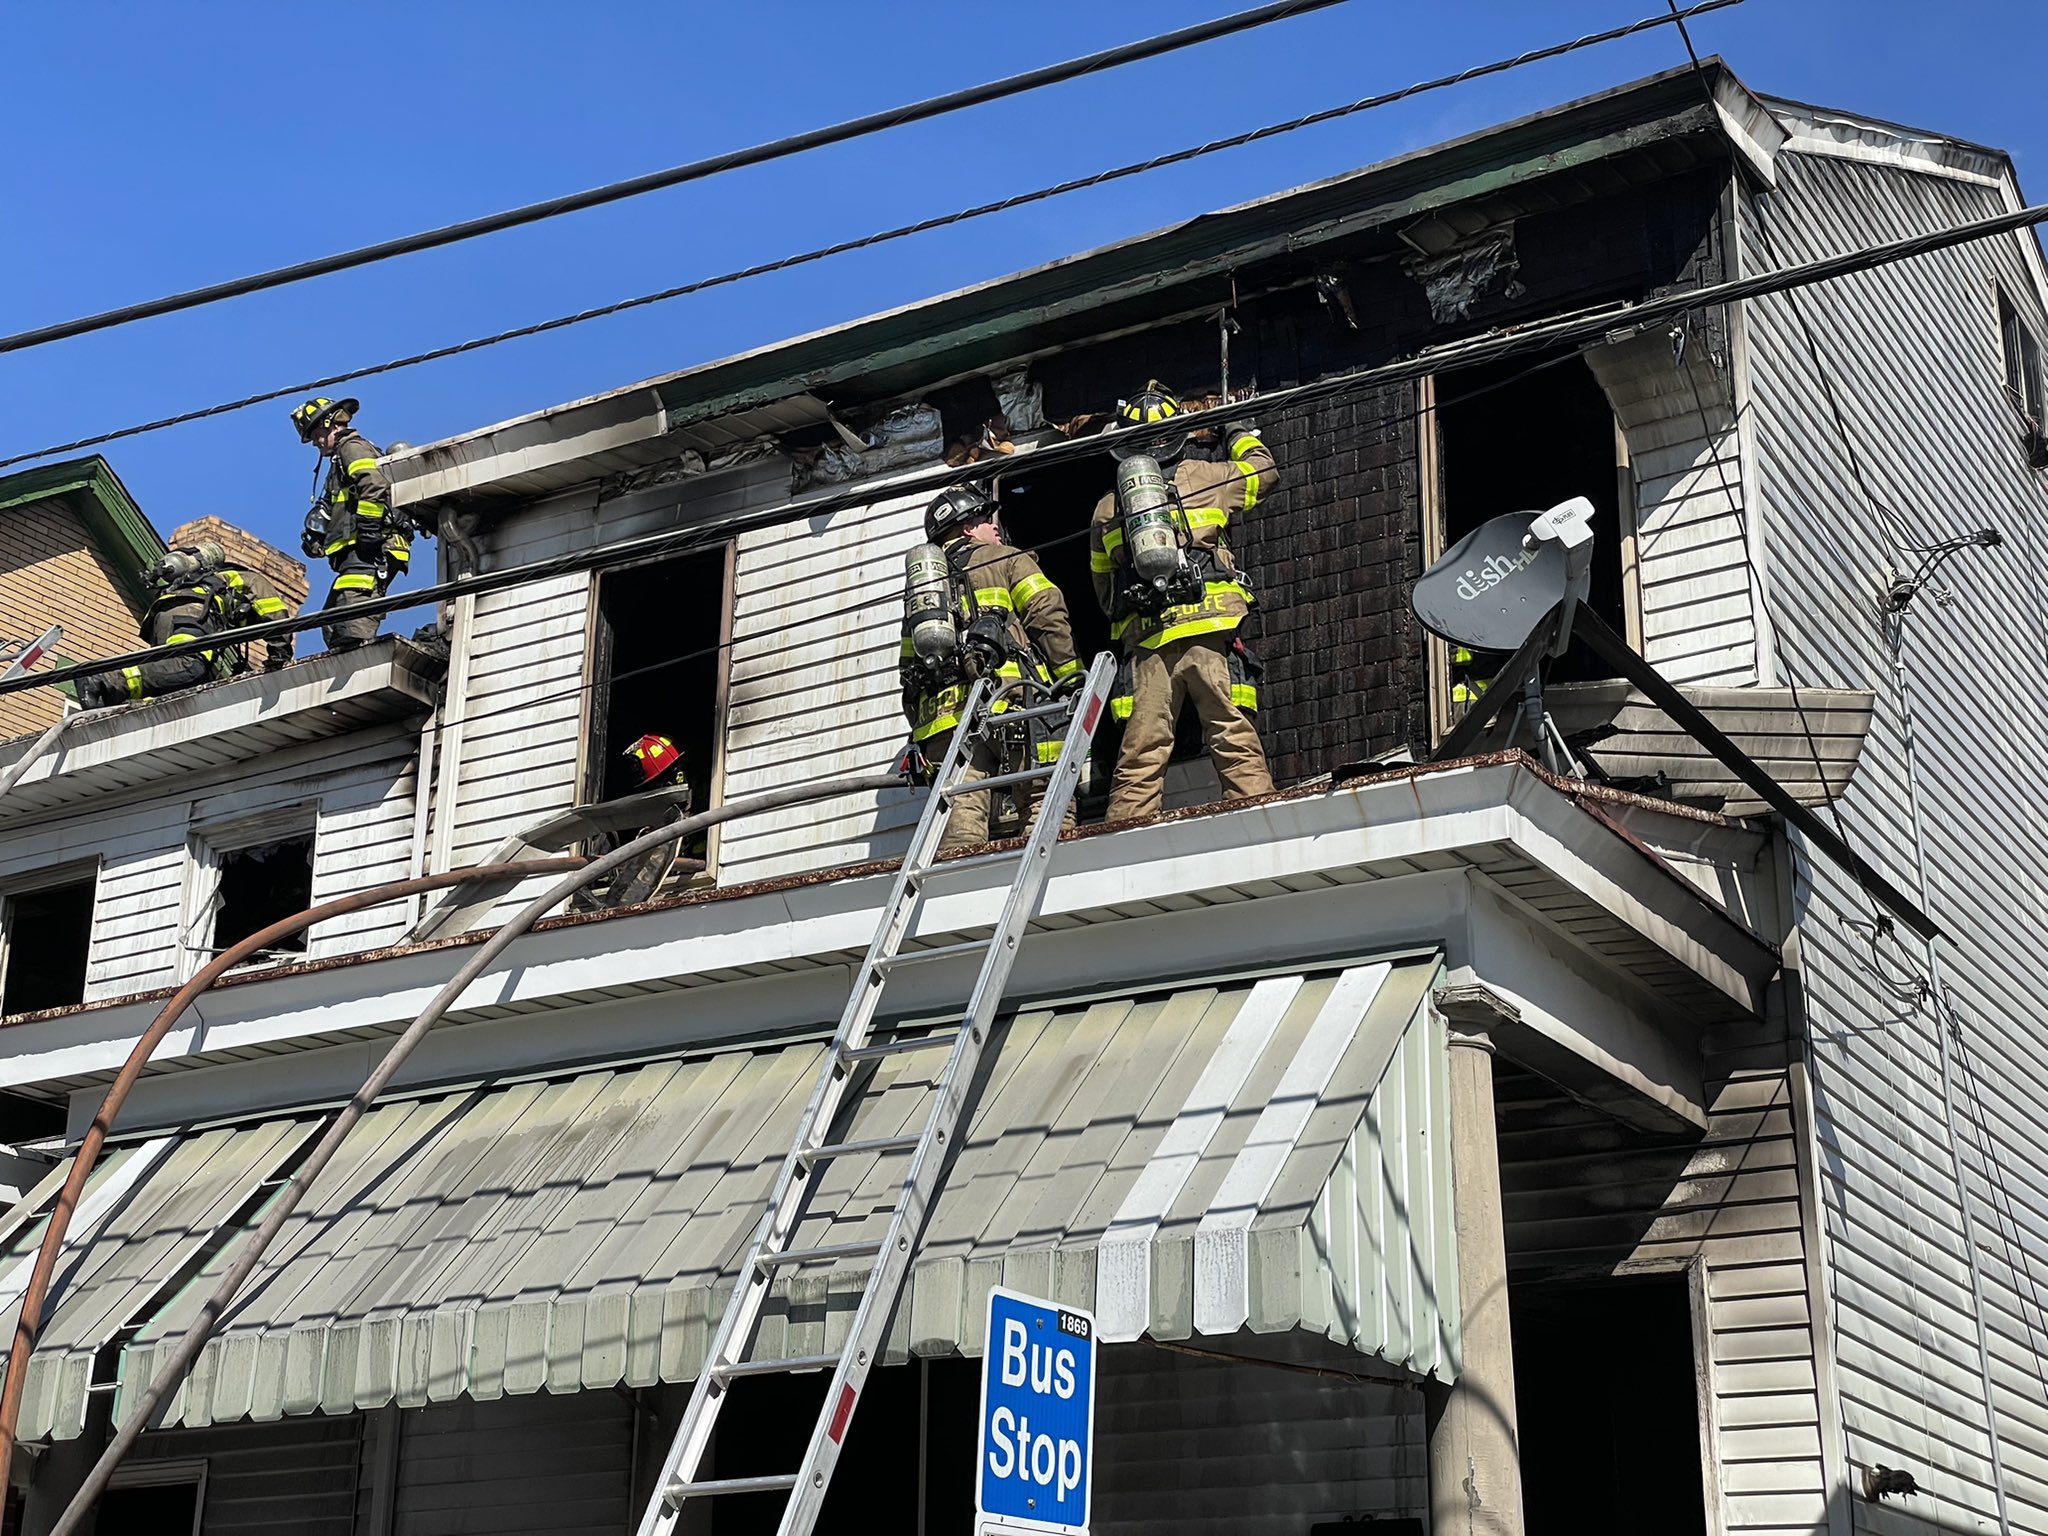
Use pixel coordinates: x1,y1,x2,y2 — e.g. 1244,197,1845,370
977,1287,1096,1536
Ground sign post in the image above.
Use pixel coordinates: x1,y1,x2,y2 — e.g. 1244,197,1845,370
976,1286,1096,1536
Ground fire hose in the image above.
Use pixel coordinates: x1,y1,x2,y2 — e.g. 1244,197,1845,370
0,770,901,1529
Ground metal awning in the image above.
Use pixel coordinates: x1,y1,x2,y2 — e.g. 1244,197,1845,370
0,957,1452,1440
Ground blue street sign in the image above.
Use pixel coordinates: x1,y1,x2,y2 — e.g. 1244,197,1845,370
976,1287,1097,1535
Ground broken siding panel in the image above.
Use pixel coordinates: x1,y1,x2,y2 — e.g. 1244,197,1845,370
1586,326,1760,685
718,486,926,884
1741,148,2048,1535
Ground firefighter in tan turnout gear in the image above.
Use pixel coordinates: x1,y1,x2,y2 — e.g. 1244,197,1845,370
76,542,294,708
291,396,434,650
1089,383,1277,820
901,484,1084,854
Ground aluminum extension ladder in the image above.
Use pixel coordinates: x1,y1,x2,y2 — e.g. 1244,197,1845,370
635,650,1116,1536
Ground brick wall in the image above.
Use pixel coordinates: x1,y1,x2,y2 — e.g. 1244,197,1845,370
168,515,309,612
0,499,150,740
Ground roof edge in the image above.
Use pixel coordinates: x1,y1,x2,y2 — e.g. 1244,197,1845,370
0,456,165,616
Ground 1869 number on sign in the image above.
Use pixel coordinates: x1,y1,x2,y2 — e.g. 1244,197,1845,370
1057,1309,1091,1340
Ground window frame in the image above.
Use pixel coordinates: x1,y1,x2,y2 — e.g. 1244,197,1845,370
1997,285,2046,426
0,860,102,1018
103,1456,208,1536
576,540,736,880
179,805,319,980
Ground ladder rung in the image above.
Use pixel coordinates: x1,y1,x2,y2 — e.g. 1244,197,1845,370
840,1031,959,1063
799,1133,923,1167
711,1351,842,1381
757,1237,885,1270
941,764,1053,798
873,938,989,971
667,1473,799,1504
921,846,1026,879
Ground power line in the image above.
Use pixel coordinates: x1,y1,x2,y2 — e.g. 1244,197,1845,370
0,0,1743,473
0,0,1342,360
11,190,2048,707
1663,0,2048,1472
426,352,1583,742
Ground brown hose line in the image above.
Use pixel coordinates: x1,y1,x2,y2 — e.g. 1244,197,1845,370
48,771,903,1531
0,854,586,1492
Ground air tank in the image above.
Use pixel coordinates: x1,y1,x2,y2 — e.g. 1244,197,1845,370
903,542,959,666
1115,454,1183,587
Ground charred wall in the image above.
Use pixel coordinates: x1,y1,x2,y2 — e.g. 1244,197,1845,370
954,167,1726,774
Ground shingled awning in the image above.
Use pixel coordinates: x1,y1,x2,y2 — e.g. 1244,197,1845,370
1,955,1455,1439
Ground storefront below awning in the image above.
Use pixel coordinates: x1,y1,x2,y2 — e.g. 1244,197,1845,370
0,954,1454,1441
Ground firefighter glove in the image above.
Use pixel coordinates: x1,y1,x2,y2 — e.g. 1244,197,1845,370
895,739,935,787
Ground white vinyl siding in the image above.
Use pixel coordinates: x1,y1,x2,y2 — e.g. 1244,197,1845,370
1587,322,1761,685
0,726,420,1003
717,484,928,885
1741,145,2048,1534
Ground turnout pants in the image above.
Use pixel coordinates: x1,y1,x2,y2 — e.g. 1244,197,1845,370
81,648,218,708
940,733,1077,856
1107,631,1274,822
321,552,392,650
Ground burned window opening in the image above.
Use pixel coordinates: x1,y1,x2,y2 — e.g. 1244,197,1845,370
1513,1273,1708,1536
211,836,315,959
0,1090,64,1145
1435,352,1628,686
2,876,95,1016
589,547,728,818
98,1466,204,1535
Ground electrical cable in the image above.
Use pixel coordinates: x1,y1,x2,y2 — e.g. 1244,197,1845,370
15,187,2048,712
1664,5,2048,1493
423,352,1585,745
0,0,1743,475
0,0,1343,360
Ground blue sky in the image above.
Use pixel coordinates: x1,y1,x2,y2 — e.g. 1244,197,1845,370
4,1,2044,576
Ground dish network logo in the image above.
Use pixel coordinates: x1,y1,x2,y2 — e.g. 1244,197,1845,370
1454,547,1538,602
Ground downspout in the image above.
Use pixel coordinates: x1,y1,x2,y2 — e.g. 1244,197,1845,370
46,771,904,1534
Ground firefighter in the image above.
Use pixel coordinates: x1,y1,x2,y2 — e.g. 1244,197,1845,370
291,396,434,651
77,542,294,708
589,733,696,908
900,484,1083,854
1089,383,1277,821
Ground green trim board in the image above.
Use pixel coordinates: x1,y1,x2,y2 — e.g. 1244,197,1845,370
0,455,165,617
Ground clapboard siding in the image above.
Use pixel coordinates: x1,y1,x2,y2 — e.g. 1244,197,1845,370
380,1391,632,1536
1498,1020,1822,1536
1587,326,1760,685
718,484,929,884
438,572,590,898
1742,143,2048,1534
0,727,420,1004
127,1405,364,1534
1093,1343,1425,1533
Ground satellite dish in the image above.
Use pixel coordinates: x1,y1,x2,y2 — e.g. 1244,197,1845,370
1413,510,1569,652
